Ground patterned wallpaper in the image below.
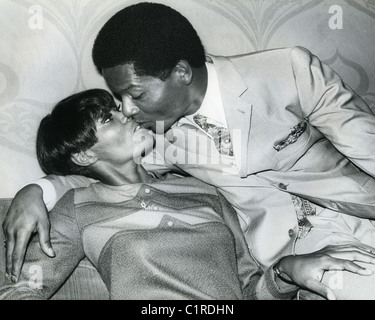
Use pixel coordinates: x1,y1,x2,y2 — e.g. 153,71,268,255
1,0,374,197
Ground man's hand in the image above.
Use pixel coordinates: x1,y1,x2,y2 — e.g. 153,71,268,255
277,244,375,300
2,184,55,282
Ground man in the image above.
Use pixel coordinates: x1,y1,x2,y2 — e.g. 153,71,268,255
4,3,375,299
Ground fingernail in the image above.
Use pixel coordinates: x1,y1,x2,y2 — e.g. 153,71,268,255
11,275,17,283
327,292,336,300
48,248,55,257
365,269,373,275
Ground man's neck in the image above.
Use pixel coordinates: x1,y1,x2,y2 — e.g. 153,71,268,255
183,64,208,117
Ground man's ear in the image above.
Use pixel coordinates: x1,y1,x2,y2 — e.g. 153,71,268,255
174,60,193,85
71,150,97,167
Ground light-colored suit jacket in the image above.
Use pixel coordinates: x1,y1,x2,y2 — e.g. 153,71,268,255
210,47,375,217
163,47,375,266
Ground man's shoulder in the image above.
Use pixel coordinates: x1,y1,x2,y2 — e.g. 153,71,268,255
208,47,289,60
208,46,311,64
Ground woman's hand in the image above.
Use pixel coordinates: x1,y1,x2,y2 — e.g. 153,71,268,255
276,244,375,300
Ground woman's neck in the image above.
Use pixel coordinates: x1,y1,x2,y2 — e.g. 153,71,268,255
90,162,154,186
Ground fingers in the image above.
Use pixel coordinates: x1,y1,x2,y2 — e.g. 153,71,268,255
37,222,55,258
5,224,55,283
4,228,31,282
339,252,375,266
10,230,30,282
323,244,375,255
290,247,375,300
304,279,337,300
324,257,373,276
320,245,375,264
5,234,15,278
2,185,50,282
304,258,373,300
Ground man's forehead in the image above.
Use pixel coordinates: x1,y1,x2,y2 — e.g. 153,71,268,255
103,64,150,91
103,64,133,81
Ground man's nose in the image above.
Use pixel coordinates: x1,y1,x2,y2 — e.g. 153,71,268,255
121,96,140,117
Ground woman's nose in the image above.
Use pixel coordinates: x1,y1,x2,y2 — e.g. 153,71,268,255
120,114,128,124
113,111,128,124
121,96,140,117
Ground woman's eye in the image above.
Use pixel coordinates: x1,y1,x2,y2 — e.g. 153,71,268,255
102,115,112,124
116,104,122,111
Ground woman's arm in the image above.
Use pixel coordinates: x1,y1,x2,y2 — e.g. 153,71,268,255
0,190,85,300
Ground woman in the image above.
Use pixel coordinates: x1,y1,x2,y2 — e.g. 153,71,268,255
1,89,374,300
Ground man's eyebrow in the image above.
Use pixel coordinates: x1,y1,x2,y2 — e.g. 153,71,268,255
122,83,141,92
113,83,141,95
123,84,136,91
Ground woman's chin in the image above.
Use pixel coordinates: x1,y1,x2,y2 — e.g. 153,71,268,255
132,129,155,163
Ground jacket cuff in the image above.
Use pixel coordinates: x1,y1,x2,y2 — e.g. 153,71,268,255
264,265,299,300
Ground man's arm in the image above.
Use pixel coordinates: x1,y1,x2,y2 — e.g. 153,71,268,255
215,189,375,299
3,184,52,282
272,244,375,300
2,174,93,281
291,46,375,177
0,190,85,299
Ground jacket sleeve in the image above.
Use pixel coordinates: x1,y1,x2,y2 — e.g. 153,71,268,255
291,46,375,178
0,190,85,300
216,190,298,300
35,174,96,211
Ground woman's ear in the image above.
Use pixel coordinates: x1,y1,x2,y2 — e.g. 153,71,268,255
71,150,97,167
174,60,193,85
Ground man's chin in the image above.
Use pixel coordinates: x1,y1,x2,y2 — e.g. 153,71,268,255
150,121,172,134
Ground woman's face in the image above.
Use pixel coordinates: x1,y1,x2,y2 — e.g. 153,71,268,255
89,109,154,165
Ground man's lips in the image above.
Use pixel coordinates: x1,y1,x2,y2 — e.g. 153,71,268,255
136,122,152,130
134,124,142,132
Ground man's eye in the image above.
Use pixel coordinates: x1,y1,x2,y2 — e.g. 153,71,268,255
132,93,144,100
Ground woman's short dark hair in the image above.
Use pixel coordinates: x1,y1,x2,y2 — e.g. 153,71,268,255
92,2,206,80
37,89,117,176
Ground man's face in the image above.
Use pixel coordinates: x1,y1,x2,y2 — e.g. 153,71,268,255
103,64,191,133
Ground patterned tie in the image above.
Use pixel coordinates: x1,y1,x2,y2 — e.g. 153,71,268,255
193,114,233,156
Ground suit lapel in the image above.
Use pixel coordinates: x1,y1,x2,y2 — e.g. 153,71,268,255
210,55,253,176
